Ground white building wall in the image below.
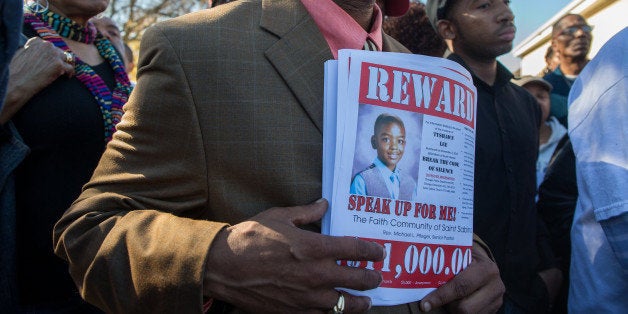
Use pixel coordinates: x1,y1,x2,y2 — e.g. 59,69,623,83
520,43,552,76
586,0,628,57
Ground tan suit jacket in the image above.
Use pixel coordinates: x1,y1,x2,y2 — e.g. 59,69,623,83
54,0,428,313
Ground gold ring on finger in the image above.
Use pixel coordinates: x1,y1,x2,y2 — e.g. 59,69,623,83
63,51,75,65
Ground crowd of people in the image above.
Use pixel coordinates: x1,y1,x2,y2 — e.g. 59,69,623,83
0,0,625,313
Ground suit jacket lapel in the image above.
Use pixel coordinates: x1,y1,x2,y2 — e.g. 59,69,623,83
261,0,332,133
382,33,411,53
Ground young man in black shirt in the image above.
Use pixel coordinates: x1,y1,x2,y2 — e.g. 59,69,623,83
427,1,562,312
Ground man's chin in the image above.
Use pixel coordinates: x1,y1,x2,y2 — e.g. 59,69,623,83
572,49,591,58
494,43,514,58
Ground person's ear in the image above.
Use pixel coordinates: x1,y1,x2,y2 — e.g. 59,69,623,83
371,135,378,149
437,20,456,40
551,39,561,55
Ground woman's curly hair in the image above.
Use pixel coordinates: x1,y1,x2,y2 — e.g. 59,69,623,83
382,1,447,57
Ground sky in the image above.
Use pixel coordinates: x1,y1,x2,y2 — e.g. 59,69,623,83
498,0,573,72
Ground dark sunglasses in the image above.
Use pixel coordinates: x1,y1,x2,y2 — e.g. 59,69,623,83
558,25,593,37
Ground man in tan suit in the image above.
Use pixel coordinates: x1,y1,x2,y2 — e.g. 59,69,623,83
53,0,504,313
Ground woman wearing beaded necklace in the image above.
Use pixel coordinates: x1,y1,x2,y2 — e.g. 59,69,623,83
0,0,130,312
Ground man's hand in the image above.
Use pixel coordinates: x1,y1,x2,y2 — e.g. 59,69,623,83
538,267,562,306
1,37,75,123
203,199,385,313
420,240,505,313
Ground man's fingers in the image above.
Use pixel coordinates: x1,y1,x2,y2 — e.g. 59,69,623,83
444,276,504,314
58,51,76,76
322,263,382,291
420,276,476,312
454,286,504,314
319,290,371,313
311,290,371,314
23,36,43,49
420,251,504,313
280,198,328,226
255,201,384,263
318,235,385,262
309,236,384,291
420,263,484,311
483,293,504,314
295,238,383,290
340,292,373,313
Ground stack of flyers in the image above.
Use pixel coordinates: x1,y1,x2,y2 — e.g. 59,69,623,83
322,49,478,306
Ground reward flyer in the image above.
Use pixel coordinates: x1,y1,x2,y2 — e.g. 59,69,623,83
323,50,478,306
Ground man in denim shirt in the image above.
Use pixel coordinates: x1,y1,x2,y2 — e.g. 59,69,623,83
568,27,628,313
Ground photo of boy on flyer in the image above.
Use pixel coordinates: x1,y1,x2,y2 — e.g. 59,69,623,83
350,113,419,201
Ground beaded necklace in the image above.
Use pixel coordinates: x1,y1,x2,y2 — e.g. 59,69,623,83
24,4,131,142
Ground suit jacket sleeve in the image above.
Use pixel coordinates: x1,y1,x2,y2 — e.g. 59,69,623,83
53,23,228,314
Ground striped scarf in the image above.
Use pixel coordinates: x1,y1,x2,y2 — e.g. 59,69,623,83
24,4,131,142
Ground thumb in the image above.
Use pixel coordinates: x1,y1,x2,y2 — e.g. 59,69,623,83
289,198,328,226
